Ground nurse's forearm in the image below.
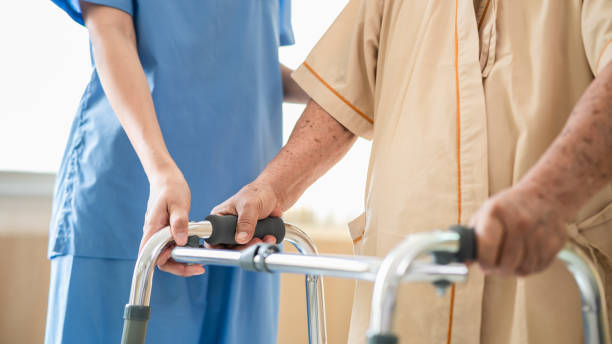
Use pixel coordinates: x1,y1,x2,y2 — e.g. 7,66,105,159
281,64,309,104
81,3,176,180
517,61,612,219
257,100,356,210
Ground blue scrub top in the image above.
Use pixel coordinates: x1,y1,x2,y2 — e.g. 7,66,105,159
49,0,294,259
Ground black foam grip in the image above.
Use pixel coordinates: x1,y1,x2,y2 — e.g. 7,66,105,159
450,225,478,262
367,334,398,344
204,215,285,245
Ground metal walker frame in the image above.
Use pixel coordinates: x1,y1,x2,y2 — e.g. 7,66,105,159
121,221,610,344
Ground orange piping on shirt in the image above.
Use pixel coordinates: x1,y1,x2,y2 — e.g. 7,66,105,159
447,284,457,343
447,1,462,344
477,0,491,31
595,37,612,74
352,234,363,244
455,0,462,227
302,62,374,124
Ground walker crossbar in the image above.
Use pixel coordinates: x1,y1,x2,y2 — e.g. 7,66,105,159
121,219,468,344
171,248,468,283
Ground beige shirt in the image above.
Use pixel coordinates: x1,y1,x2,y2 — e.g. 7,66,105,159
292,0,612,343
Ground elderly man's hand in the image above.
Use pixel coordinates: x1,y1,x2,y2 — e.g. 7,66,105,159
211,180,283,245
470,184,568,276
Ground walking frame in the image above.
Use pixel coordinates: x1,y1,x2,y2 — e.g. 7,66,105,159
121,216,610,344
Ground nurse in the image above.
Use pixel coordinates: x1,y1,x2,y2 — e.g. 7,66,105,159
45,1,307,343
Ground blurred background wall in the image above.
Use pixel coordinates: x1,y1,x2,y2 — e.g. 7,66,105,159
0,1,373,342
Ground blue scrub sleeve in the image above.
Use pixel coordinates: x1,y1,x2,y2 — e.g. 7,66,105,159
278,0,295,46
50,0,134,25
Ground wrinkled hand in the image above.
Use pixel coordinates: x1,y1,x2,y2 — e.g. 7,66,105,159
139,167,204,277
211,181,283,247
470,184,568,276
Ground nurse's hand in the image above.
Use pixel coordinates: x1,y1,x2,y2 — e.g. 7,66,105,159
139,168,205,277
211,181,282,246
470,183,568,276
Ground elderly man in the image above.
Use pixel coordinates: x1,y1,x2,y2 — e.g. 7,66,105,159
213,0,612,343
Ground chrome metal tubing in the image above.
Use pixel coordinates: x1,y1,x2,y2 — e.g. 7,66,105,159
558,245,611,344
284,224,327,344
263,253,467,282
127,221,329,344
172,248,468,283
368,236,610,344
127,221,213,306
367,231,462,336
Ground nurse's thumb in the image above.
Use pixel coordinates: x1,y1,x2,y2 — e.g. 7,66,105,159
169,206,189,246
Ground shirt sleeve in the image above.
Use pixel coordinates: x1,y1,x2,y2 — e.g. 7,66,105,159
278,0,295,46
582,0,612,75
291,0,381,140
50,0,134,26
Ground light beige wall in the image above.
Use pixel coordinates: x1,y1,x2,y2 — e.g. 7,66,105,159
0,172,54,344
0,172,354,343
0,234,50,344
0,194,52,344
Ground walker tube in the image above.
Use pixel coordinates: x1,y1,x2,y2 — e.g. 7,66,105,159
366,231,462,342
172,249,468,282
367,226,611,344
121,305,151,344
121,221,213,344
121,218,325,344
284,224,327,344
558,246,610,344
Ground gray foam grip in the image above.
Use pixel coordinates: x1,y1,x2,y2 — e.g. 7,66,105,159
450,225,478,262
368,334,398,344
204,215,285,245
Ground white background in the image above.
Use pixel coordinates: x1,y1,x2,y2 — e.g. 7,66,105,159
0,0,369,223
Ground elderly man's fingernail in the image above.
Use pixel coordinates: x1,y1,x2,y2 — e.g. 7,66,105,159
236,232,249,243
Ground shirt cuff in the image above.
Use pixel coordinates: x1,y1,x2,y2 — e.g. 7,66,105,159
292,63,374,140
51,0,134,26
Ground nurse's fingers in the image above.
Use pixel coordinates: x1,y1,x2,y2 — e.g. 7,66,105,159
156,246,173,266
158,260,205,277
156,244,204,276
168,203,189,246
140,199,169,253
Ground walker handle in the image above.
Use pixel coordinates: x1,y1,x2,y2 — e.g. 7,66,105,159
204,214,285,245
450,225,478,262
